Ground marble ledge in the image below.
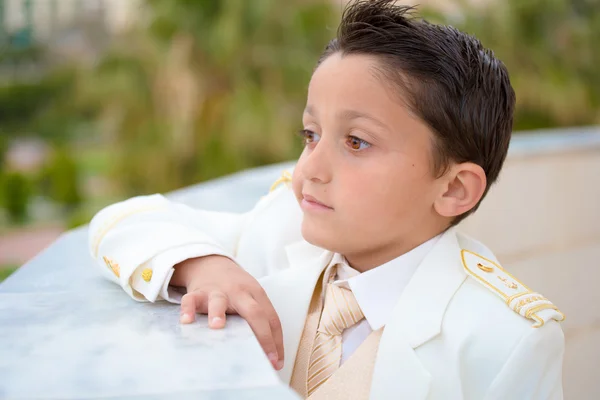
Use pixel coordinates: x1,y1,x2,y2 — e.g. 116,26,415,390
0,227,299,398
0,288,299,399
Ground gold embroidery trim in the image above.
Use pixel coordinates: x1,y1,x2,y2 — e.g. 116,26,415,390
461,250,509,300
514,295,546,314
531,314,545,328
526,303,565,328
497,276,518,289
269,170,292,193
92,205,163,257
506,291,532,305
461,250,533,301
526,303,558,319
103,256,120,278
461,250,566,326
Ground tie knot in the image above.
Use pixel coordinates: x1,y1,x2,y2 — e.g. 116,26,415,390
318,281,365,336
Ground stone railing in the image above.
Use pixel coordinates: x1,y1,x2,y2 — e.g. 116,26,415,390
1,126,598,398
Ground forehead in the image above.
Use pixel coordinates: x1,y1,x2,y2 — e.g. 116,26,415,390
306,53,436,160
306,53,409,117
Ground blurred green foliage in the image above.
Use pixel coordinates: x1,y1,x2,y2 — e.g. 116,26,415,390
0,135,7,167
0,0,599,231
83,0,600,197
42,148,82,210
0,68,85,144
65,207,94,230
76,0,338,196
0,265,18,282
425,0,600,130
0,172,31,223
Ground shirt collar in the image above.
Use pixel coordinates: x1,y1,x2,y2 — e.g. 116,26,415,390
327,234,441,330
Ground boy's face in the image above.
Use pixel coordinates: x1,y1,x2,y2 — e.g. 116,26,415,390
292,53,448,269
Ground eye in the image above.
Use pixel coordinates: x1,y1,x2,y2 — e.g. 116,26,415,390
297,129,321,146
346,135,371,151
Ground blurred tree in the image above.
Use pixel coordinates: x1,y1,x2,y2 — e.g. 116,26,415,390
1,172,31,224
5,0,594,212
0,135,6,170
47,148,82,212
0,68,78,143
65,207,93,230
79,0,338,195
425,0,600,130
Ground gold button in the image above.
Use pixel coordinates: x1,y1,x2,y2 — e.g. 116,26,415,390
142,268,153,282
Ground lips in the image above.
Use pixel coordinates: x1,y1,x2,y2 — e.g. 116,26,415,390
302,193,333,209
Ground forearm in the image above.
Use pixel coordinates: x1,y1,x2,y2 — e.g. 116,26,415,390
88,184,298,301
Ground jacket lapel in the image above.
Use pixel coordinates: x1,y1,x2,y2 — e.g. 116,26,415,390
370,228,468,399
259,240,332,384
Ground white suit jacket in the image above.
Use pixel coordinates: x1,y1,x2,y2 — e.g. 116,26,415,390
88,181,565,400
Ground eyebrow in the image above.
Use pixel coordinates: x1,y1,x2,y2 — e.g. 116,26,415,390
304,105,317,117
303,105,390,132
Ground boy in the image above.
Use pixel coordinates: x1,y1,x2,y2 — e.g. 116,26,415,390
88,1,565,398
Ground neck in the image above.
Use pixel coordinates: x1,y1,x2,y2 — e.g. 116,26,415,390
342,226,449,273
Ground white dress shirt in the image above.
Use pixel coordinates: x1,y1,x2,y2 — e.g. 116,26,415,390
328,235,440,364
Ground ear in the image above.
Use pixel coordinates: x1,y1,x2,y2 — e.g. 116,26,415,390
434,163,487,218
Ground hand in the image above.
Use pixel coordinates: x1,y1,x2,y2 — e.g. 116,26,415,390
171,255,284,371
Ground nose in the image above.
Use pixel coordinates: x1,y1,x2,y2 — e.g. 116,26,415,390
300,136,333,184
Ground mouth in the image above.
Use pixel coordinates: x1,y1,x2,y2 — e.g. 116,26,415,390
301,193,333,211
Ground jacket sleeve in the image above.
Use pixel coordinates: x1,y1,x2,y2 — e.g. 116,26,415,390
88,185,293,303
484,321,565,400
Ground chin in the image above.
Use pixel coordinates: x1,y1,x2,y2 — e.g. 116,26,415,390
301,220,341,252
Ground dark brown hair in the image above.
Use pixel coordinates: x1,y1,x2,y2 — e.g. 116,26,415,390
318,0,515,224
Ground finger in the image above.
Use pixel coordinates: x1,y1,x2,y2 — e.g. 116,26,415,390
179,291,206,324
251,288,284,369
232,294,280,369
208,291,228,329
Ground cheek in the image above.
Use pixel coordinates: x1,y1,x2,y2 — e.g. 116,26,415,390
347,164,432,219
381,176,437,221
333,169,394,230
292,167,303,202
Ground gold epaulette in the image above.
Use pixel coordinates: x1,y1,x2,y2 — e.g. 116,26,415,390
461,250,565,328
269,170,293,192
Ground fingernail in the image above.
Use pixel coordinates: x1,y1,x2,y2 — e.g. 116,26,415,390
267,352,278,364
180,313,191,323
276,360,284,370
210,317,223,325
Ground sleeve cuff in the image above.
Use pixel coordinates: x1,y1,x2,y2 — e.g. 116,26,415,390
159,268,185,304
129,243,234,303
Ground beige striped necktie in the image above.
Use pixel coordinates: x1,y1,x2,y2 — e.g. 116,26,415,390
307,264,365,396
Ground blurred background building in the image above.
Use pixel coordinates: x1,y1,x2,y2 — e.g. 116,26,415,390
1,0,140,41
